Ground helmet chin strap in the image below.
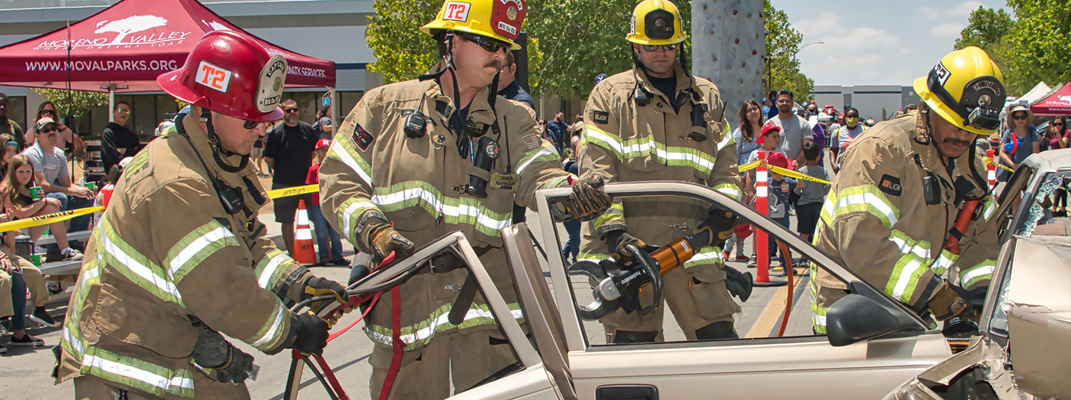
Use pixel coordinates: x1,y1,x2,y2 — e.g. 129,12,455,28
199,108,249,173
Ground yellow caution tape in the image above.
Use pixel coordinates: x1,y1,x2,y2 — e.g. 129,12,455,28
983,157,1015,173
266,184,319,199
737,161,760,173
0,206,105,234
738,160,831,184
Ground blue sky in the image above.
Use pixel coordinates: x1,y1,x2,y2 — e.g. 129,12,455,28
770,0,1010,87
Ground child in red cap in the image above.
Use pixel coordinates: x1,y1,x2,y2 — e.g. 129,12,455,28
763,151,796,268
307,138,346,266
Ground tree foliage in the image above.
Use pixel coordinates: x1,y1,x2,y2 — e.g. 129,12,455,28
32,88,109,118
365,0,440,83
764,0,813,102
955,2,1071,95
364,0,811,101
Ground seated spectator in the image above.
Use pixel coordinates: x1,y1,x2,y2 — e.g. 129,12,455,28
2,154,83,260
0,216,52,353
21,118,95,248
0,133,17,176
24,101,85,160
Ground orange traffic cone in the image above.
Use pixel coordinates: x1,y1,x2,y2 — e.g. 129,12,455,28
293,199,317,265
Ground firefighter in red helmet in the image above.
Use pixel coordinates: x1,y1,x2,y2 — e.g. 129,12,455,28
55,30,347,399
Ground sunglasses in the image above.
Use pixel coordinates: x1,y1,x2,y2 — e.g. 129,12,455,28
116,109,130,114
1052,122,1064,126
284,107,299,113
39,127,56,133
642,43,678,52
457,32,510,54
1012,114,1027,120
243,119,263,130
41,109,55,115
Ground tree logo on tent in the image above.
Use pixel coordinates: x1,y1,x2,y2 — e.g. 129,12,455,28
34,15,192,50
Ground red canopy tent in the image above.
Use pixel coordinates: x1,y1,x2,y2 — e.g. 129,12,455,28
0,0,335,93
1029,82,1071,116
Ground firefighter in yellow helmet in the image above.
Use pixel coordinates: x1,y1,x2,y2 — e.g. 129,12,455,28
577,0,750,344
318,0,610,397
54,31,347,398
811,46,1004,334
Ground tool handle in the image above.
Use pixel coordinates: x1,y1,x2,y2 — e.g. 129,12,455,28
652,230,709,275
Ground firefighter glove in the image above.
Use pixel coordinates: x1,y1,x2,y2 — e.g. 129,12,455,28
368,223,415,262
559,175,612,221
694,207,738,248
603,229,647,260
724,267,753,302
302,276,349,313
927,281,974,321
191,329,257,384
291,312,330,356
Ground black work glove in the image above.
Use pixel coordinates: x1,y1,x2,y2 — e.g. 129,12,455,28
368,223,415,262
694,207,738,248
603,230,647,260
559,175,613,221
723,267,753,302
291,312,330,356
191,329,257,384
302,276,349,313
927,281,974,321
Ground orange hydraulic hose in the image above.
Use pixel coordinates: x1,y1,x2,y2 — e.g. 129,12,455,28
776,241,794,338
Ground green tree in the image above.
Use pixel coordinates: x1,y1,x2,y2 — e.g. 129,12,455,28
954,7,1015,90
764,0,813,102
365,0,441,83
31,88,108,119
1004,0,1071,95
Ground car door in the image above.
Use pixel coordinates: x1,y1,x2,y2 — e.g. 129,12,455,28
528,182,953,399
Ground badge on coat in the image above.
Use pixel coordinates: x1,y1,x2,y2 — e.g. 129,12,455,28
879,174,902,196
351,122,374,151
490,172,519,191
593,110,609,125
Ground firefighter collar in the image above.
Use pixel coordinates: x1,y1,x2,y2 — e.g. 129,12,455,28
427,79,497,133
634,60,699,106
176,113,264,196
910,131,985,197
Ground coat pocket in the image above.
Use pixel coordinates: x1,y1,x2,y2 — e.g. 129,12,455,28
86,284,197,360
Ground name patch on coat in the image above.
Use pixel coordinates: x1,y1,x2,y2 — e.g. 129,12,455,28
593,110,609,125
351,122,374,151
879,174,902,196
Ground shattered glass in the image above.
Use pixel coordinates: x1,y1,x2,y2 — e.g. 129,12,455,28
1021,172,1071,237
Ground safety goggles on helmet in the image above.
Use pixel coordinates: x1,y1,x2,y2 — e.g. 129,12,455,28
642,43,678,52
926,68,1003,132
456,31,510,54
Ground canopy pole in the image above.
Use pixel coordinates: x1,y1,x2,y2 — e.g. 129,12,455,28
327,86,336,132
108,88,114,121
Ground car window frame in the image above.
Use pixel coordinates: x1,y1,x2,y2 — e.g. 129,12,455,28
533,181,932,352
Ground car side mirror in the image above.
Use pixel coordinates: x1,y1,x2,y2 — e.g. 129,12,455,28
826,294,922,346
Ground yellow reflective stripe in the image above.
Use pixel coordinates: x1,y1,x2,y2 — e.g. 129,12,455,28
682,246,724,268
542,175,570,191
97,219,184,306
80,348,196,398
245,301,289,351
932,249,958,276
327,138,372,187
515,142,560,175
712,183,740,200
371,182,512,237
960,259,995,288
982,195,997,222
888,254,928,305
819,190,836,227
366,302,525,351
254,249,297,291
577,252,612,261
828,185,900,228
716,127,735,151
583,124,623,158
595,202,625,229
810,262,827,334
165,222,240,284
337,197,380,245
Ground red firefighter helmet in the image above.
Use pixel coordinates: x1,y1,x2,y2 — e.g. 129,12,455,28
157,30,287,122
